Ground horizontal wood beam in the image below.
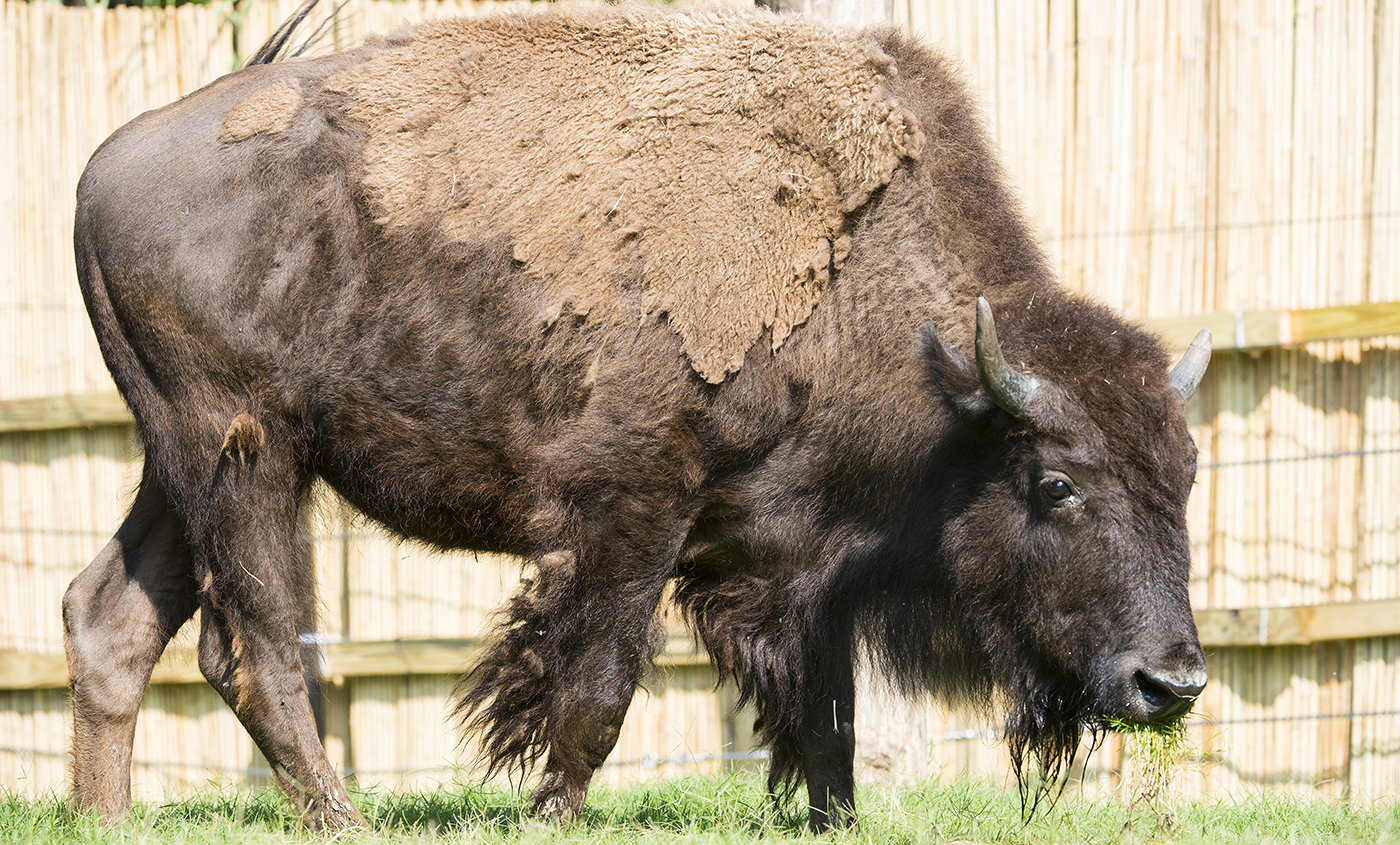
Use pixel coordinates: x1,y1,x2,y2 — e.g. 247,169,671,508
0,634,709,691
3,303,1400,434
0,390,130,433
6,603,1400,691
1150,301,1400,352
1192,598,1400,647
0,650,70,689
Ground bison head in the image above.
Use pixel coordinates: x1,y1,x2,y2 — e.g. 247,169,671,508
919,298,1209,794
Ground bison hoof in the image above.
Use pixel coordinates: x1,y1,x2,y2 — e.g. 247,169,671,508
296,792,368,835
530,774,584,824
534,795,576,823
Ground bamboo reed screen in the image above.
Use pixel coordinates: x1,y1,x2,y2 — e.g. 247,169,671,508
2,0,1399,807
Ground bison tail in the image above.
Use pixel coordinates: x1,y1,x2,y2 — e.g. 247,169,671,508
242,0,344,68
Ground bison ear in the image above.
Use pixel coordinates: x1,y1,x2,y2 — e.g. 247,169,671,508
920,324,996,419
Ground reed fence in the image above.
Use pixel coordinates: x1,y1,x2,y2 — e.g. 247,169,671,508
2,0,1399,807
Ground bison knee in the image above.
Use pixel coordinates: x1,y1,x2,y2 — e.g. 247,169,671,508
61,562,100,645
62,543,137,673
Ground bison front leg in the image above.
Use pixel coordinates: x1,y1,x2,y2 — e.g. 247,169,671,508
520,602,665,823
528,636,646,821
759,635,858,832
797,651,857,832
63,471,199,823
458,549,671,823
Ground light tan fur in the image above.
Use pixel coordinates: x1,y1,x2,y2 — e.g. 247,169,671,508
325,7,924,381
219,80,304,143
220,412,264,467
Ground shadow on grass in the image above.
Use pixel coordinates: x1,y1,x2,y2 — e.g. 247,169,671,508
148,789,302,831
120,775,810,839
13,780,1400,844
357,777,810,838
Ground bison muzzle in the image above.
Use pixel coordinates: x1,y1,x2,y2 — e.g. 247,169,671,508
64,4,1210,834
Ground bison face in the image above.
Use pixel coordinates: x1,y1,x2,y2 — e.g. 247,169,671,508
921,299,1210,780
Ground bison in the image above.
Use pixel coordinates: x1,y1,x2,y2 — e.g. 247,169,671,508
64,4,1211,834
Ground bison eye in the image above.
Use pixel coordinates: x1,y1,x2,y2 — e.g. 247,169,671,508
1040,474,1078,504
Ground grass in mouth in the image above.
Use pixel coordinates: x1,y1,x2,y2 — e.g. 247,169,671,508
1103,715,1193,831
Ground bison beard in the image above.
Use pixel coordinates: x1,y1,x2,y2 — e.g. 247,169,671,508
64,2,1211,835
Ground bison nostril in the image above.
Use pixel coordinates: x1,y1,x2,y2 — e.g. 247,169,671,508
1134,668,1205,719
1136,672,1173,710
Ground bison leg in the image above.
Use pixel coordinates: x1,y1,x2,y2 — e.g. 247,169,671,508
461,550,670,823
527,626,656,822
757,634,857,831
679,571,859,829
197,604,363,831
796,649,857,831
63,470,199,823
189,421,366,834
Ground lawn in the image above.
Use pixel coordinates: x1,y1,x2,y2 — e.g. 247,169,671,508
4,774,1399,844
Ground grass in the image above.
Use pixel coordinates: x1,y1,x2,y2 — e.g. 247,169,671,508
1104,716,1193,821
4,774,1400,844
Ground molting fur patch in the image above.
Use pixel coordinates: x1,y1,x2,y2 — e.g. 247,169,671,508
325,8,924,382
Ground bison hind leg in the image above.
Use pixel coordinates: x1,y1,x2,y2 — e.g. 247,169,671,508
180,409,365,833
64,470,200,824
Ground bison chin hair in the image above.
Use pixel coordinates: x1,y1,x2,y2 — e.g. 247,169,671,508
999,681,1105,815
859,603,1105,816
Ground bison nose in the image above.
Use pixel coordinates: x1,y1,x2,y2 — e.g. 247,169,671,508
1134,664,1206,721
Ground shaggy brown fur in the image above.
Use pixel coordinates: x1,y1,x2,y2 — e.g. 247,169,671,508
318,7,923,382
66,5,1208,836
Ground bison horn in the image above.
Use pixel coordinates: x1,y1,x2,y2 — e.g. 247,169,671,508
1168,329,1212,401
974,297,1039,420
